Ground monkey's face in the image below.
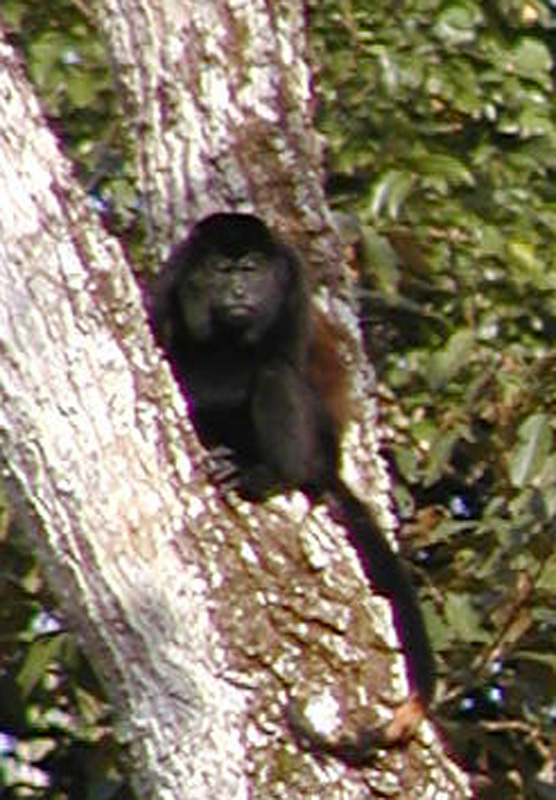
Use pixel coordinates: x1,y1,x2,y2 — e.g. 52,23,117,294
180,250,287,345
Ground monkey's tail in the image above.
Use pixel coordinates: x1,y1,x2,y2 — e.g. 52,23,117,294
324,479,435,745
288,479,435,761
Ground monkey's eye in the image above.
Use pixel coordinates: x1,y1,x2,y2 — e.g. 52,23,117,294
207,256,234,275
237,254,266,272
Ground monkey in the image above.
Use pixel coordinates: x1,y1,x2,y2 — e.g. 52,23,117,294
150,212,435,764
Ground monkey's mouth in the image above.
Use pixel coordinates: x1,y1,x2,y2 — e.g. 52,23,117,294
223,305,255,324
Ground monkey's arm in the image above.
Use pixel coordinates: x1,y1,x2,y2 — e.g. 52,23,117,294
249,362,333,493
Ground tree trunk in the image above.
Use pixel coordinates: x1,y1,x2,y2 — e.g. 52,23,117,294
0,36,249,799
94,0,339,269
0,3,470,798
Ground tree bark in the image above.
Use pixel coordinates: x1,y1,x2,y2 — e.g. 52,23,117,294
0,3,471,798
93,0,338,268
0,37,249,799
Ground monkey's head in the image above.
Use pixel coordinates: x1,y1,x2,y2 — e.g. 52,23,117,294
170,213,308,349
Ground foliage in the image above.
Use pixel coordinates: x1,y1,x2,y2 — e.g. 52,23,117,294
0,502,132,799
2,0,143,250
309,0,556,796
0,3,135,797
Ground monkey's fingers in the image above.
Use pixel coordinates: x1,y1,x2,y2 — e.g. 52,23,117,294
203,446,242,493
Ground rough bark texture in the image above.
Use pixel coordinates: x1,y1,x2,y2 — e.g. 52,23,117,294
95,0,339,271
0,40,247,799
0,2,471,797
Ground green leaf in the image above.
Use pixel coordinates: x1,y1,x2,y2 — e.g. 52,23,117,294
509,413,553,488
514,650,556,673
418,153,475,187
434,2,483,46
428,329,475,389
538,554,556,591
66,70,100,107
479,225,506,257
368,170,414,219
509,38,552,86
424,425,469,487
444,592,488,642
17,633,69,699
507,239,539,277
360,227,400,295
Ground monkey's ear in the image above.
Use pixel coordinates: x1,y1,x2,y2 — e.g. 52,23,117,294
178,280,213,341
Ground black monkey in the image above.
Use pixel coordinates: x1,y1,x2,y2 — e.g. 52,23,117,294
151,212,435,763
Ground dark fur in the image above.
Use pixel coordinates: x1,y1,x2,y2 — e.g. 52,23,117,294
151,212,435,761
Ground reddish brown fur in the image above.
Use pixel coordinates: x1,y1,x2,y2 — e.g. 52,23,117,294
308,312,353,434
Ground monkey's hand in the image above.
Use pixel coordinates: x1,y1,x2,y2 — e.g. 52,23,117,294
204,446,278,501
